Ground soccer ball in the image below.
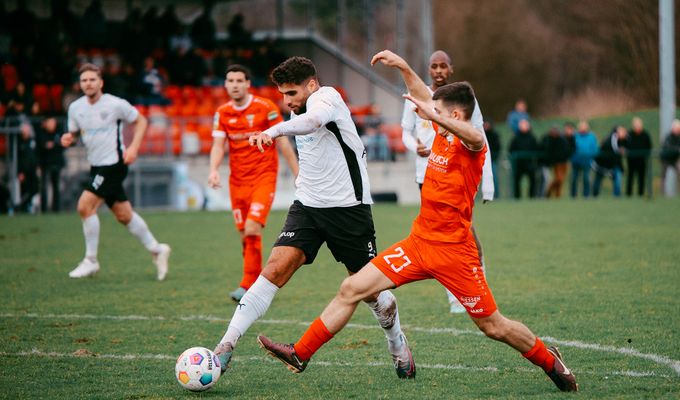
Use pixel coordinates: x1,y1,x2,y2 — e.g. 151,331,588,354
175,347,221,391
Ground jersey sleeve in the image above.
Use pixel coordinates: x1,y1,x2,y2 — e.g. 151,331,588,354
116,97,140,123
400,98,418,153
212,111,226,138
305,87,339,127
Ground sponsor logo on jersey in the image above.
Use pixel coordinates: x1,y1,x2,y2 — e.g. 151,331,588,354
278,231,295,238
267,111,279,121
427,151,449,173
469,308,484,314
246,114,255,128
229,118,238,124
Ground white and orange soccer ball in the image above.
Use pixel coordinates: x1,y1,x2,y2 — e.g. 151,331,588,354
175,347,221,391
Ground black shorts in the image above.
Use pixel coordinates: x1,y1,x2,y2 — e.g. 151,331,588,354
274,200,377,272
86,162,129,208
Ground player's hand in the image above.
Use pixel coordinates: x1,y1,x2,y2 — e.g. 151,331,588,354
404,94,438,123
370,50,408,69
123,147,138,165
416,138,431,157
208,170,221,189
61,132,74,147
249,132,273,153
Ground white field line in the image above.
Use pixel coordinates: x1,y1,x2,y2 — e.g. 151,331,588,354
0,349,672,378
2,312,679,377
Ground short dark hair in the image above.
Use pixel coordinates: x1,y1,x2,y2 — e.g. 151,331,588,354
270,56,317,86
79,63,102,78
564,121,575,128
226,64,251,81
432,81,476,120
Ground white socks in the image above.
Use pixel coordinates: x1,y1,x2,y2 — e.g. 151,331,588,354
82,214,100,262
220,275,279,347
366,290,404,352
126,212,161,253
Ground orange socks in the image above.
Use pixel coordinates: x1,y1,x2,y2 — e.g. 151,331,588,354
240,235,262,289
294,318,334,361
522,337,555,372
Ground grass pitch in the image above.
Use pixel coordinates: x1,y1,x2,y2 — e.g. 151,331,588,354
1,198,679,399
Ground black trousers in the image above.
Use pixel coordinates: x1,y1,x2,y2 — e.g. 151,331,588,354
40,165,62,212
626,158,647,197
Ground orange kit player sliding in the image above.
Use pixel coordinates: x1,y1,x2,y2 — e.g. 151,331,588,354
209,64,299,302
257,51,578,393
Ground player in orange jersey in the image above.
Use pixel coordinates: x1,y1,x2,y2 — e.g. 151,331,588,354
209,64,299,302
257,51,578,393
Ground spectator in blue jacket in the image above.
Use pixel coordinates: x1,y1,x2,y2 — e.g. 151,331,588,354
570,120,599,198
506,99,530,136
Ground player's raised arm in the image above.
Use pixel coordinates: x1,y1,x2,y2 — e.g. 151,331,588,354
404,90,484,151
371,50,430,103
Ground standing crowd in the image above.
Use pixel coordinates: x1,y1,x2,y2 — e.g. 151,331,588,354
501,99,680,199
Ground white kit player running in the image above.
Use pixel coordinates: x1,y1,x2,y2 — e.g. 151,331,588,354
62,63,170,280
213,56,415,380
401,50,494,313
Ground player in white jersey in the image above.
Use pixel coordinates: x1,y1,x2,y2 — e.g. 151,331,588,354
213,57,415,380
61,63,171,280
401,50,494,313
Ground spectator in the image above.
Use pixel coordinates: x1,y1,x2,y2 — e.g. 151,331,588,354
660,119,680,197
17,119,38,212
158,5,181,49
191,3,216,50
506,99,530,136
103,61,132,101
138,57,169,105
79,0,108,49
36,116,65,212
592,125,627,197
570,120,598,198
625,116,652,197
509,119,538,199
483,119,501,198
5,82,38,116
540,126,570,198
227,13,252,47
362,122,389,162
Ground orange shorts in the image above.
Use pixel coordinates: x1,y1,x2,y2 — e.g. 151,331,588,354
372,233,497,318
229,180,276,231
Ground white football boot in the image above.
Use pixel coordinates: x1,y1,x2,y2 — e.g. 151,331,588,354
69,259,100,278
153,243,171,281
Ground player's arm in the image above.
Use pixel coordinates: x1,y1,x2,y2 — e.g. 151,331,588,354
275,136,299,178
400,99,418,153
208,135,226,188
371,50,430,104
249,99,335,152
404,93,485,151
123,114,148,165
61,107,80,147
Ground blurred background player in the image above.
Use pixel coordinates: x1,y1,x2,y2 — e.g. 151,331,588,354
258,50,577,393
61,63,171,280
400,49,494,313
214,56,414,380
208,64,298,302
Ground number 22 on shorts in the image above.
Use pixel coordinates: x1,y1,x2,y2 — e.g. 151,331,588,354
383,246,411,273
